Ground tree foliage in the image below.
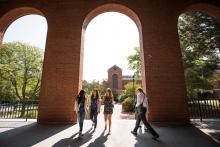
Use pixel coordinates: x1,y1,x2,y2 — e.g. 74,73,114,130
0,42,43,101
122,97,135,112
127,47,141,80
178,11,220,97
82,80,107,96
123,82,141,98
119,82,141,102
127,12,220,98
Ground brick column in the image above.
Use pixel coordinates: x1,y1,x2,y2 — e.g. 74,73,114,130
37,8,82,124
141,6,189,123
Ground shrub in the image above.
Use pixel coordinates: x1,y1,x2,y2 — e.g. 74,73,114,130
122,97,135,112
123,82,141,98
119,94,128,102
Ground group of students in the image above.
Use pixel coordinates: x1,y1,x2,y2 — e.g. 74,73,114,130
75,87,159,140
76,88,114,136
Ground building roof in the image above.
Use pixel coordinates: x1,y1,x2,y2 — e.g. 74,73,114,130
107,65,122,72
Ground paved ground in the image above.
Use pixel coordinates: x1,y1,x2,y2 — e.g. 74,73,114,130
95,104,135,120
191,119,220,144
0,105,219,147
0,120,220,147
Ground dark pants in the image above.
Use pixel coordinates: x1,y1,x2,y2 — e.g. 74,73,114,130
133,107,158,137
78,110,85,132
90,109,98,128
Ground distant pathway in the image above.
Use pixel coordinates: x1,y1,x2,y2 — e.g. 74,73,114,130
86,104,135,120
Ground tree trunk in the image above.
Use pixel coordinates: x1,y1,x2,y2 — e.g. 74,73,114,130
20,101,26,118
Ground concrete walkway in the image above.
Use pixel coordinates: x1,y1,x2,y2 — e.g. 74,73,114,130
191,119,220,144
0,119,220,147
96,104,135,120
0,105,219,147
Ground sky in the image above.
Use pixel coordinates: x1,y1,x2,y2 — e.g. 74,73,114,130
3,12,140,82
3,15,47,49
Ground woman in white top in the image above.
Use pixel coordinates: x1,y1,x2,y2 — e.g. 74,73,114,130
131,88,159,140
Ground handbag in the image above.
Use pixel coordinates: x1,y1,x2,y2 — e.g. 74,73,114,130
135,93,146,115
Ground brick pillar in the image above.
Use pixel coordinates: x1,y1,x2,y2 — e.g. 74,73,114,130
141,7,189,123
37,10,82,124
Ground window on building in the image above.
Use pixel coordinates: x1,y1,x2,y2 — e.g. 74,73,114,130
112,74,118,89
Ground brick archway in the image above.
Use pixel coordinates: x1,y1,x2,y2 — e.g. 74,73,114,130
0,7,45,43
183,3,220,23
80,3,146,92
2,0,207,124
0,7,49,123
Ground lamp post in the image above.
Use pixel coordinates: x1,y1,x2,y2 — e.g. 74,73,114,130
132,74,135,99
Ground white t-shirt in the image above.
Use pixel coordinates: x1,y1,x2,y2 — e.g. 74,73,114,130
136,92,148,108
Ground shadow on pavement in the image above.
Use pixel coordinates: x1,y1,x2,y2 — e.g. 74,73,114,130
0,120,220,147
53,128,94,147
87,129,109,147
134,124,220,147
0,122,72,147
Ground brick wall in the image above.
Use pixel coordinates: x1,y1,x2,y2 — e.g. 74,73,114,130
108,65,123,94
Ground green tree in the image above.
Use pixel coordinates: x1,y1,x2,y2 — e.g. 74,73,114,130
82,80,91,93
82,80,107,96
123,82,140,99
178,11,220,97
121,83,140,111
0,42,43,117
127,12,220,98
127,47,141,80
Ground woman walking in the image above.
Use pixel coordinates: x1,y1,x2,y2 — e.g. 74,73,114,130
76,89,87,137
103,88,114,134
131,88,159,140
90,89,100,130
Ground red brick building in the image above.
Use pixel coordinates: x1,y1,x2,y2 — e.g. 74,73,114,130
107,65,141,95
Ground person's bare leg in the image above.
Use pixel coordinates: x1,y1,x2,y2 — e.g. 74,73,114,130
108,114,112,134
104,114,107,130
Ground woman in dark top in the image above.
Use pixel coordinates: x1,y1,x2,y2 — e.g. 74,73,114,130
103,88,114,134
76,89,86,137
90,89,100,130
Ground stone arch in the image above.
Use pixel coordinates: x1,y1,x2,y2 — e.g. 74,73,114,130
80,3,146,91
0,7,46,43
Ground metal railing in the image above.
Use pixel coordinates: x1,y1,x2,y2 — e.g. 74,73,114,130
188,97,220,121
1,97,219,121
0,100,38,120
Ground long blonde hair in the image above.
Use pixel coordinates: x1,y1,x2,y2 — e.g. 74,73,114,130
105,88,113,98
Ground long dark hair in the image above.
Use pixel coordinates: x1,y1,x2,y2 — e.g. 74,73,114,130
91,89,99,100
137,87,145,95
77,89,86,104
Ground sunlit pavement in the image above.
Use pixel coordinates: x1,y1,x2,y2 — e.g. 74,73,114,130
96,104,135,120
0,105,219,147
